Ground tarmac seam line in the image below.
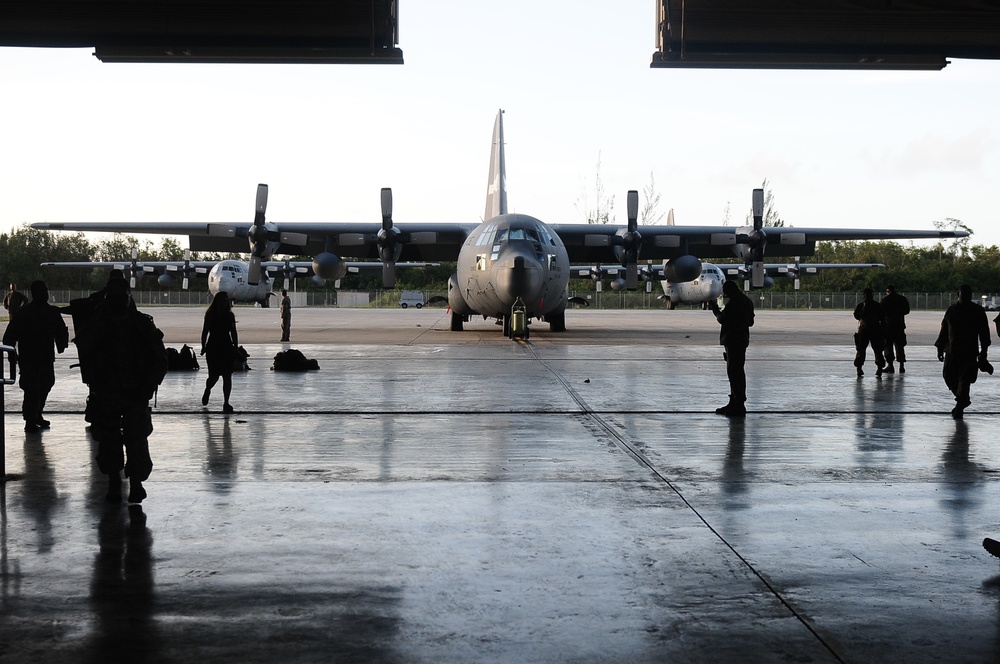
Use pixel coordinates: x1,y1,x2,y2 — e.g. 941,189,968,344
523,342,847,664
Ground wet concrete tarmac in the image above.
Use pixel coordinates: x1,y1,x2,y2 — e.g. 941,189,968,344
2,308,1000,663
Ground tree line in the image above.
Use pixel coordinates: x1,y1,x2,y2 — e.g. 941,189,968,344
2,223,998,296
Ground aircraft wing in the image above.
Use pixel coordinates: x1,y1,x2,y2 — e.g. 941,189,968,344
31,220,964,263
40,259,218,277
261,260,439,279
31,222,476,262
553,224,966,262
715,262,885,278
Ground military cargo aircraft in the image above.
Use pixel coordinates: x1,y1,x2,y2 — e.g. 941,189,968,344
659,260,885,309
33,110,968,337
41,252,437,306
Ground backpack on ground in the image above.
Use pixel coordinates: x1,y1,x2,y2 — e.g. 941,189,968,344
166,344,200,371
272,348,319,372
232,345,251,372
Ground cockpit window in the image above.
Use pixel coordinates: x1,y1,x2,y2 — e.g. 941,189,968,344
508,228,526,241
535,224,556,246
476,224,498,246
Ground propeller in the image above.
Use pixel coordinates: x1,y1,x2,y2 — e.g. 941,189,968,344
279,258,305,289
639,260,655,293
165,249,197,289
378,187,402,289
181,250,191,290
247,183,269,285
748,188,766,288
245,183,308,286
617,190,641,290
129,246,139,289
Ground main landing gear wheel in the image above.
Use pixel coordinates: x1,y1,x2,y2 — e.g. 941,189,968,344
450,312,464,331
548,312,566,332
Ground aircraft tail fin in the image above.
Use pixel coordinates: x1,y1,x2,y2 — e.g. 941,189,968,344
484,109,507,220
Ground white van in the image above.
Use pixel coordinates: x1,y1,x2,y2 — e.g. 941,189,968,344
399,291,425,309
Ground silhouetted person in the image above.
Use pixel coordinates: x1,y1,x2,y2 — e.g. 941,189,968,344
280,289,291,342
79,277,167,502
709,280,754,417
881,285,910,374
65,270,136,422
3,282,28,318
2,281,68,432
853,287,886,377
201,292,239,413
935,284,991,418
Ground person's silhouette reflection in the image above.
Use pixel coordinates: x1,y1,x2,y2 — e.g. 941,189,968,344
204,416,238,493
940,420,983,540
20,435,62,553
721,417,749,504
85,504,158,662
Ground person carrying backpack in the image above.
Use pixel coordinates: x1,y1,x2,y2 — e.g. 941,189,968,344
77,278,167,503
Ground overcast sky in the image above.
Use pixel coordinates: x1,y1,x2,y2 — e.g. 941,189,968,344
2,1,999,250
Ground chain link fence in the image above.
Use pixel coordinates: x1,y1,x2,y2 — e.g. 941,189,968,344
39,289,994,311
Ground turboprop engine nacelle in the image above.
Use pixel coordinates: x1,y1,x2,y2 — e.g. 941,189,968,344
158,274,176,288
312,253,347,281
663,255,702,283
311,275,327,287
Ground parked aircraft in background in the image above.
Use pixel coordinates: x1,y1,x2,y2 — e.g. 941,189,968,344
40,254,437,306
33,110,968,337
657,261,885,309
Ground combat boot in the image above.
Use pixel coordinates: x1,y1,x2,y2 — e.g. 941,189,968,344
885,362,895,374
899,362,905,373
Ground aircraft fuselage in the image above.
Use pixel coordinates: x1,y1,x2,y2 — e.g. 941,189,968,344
451,213,569,321
660,262,725,308
208,260,274,305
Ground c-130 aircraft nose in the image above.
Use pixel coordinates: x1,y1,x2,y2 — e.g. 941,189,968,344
496,254,543,303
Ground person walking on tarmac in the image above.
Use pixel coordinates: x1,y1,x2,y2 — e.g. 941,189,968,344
79,277,167,502
709,280,755,417
2,281,68,432
200,292,239,413
935,284,992,418
853,288,887,377
881,285,911,374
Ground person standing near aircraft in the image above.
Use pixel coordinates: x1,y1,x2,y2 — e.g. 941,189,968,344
881,285,910,374
201,292,239,413
279,289,291,342
709,280,755,417
2,281,69,432
935,285,992,418
3,282,28,318
853,288,887,377
79,277,167,502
